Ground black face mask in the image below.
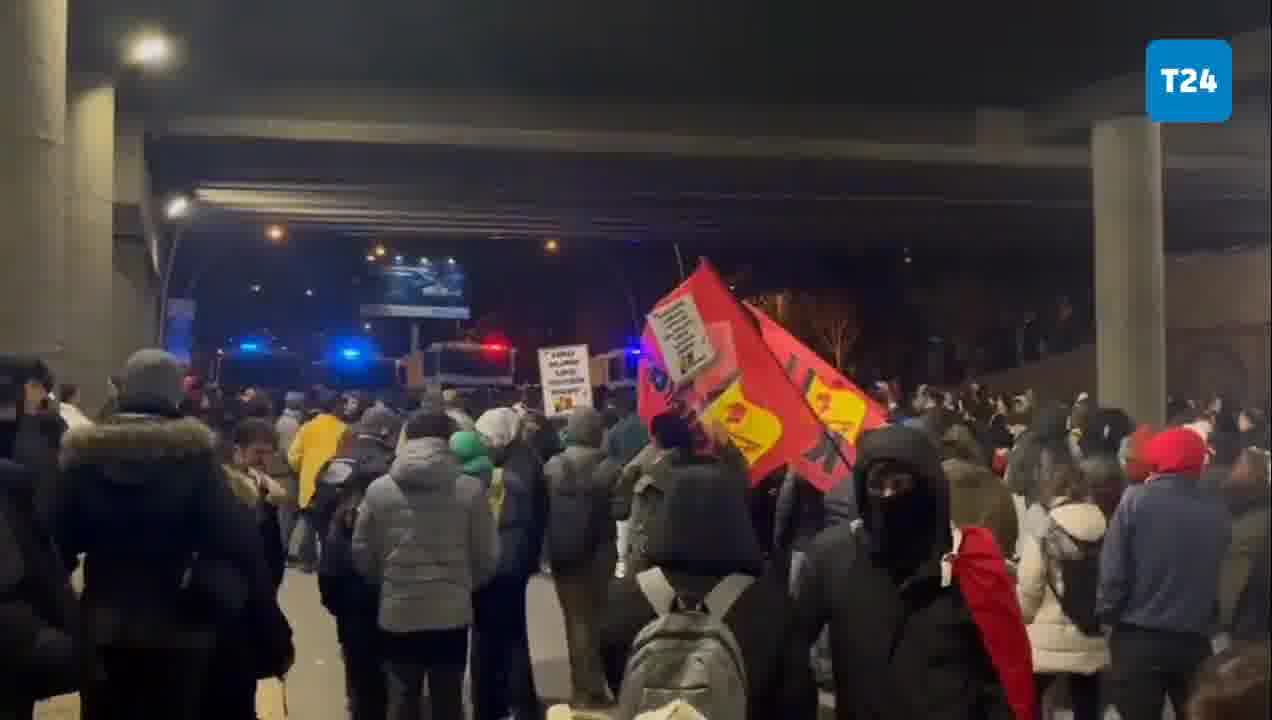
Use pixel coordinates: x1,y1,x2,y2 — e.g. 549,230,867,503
865,488,938,576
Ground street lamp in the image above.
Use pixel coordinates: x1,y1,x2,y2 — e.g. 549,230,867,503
124,31,172,70
164,194,191,220
544,238,560,254
365,254,376,262
305,289,315,297
373,244,387,257
265,224,286,243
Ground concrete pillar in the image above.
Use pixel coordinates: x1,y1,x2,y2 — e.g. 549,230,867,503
65,75,116,410
113,237,159,368
1,0,68,363
1092,117,1167,426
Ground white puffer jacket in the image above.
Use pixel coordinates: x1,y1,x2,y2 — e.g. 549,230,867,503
1016,498,1110,675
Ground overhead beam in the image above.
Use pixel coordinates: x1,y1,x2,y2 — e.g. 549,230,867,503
160,112,1262,172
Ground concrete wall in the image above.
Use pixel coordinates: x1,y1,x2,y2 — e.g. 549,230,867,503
975,246,1272,409
112,237,158,372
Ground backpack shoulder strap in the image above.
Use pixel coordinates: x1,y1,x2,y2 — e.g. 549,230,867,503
704,574,754,621
637,567,677,616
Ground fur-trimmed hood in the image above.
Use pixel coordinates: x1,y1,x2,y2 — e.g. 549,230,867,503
61,414,217,472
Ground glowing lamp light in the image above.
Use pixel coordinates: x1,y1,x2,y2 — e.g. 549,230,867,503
365,254,376,262
627,348,642,356
164,195,190,220
265,224,286,243
239,342,261,353
447,257,456,264
373,245,387,257
340,348,362,360
394,255,404,264
125,31,171,69
481,343,507,352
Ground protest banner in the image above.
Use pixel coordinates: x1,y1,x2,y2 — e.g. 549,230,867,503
637,261,834,490
538,344,593,417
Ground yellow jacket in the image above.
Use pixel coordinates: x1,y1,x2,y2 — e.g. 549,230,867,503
287,413,347,508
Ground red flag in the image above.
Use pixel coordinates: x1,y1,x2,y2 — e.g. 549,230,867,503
748,305,888,481
637,261,875,491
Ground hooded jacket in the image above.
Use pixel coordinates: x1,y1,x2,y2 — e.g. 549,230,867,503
450,431,494,480
55,408,280,652
794,426,1014,720
287,412,347,508
1,460,80,708
598,459,817,720
1096,428,1231,636
942,424,1018,556
477,408,549,580
544,408,620,569
1217,486,1270,638
1016,498,1110,675
352,436,498,632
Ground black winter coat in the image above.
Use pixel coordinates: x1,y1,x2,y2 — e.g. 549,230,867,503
0,461,80,709
54,408,290,669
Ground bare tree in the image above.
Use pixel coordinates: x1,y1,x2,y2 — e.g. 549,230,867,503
796,292,860,371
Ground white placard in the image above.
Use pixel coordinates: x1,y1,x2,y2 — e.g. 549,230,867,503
538,344,593,417
647,294,717,385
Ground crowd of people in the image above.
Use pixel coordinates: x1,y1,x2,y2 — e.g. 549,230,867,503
3,348,1270,720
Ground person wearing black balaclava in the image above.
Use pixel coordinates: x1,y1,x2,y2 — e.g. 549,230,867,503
792,425,1014,720
1,356,82,717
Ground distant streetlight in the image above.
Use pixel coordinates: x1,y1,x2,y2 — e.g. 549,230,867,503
250,284,262,293
447,257,456,265
124,30,172,69
374,244,387,257
363,322,373,331
394,255,404,264
544,238,560,254
365,254,376,262
265,224,286,243
304,289,314,297
164,195,191,220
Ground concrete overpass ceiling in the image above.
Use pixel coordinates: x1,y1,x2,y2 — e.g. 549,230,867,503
147,137,1268,252
76,0,1268,107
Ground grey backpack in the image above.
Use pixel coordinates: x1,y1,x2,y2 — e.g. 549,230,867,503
616,568,754,720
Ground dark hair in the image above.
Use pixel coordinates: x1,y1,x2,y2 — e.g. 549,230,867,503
1210,431,1244,467
403,409,453,440
241,394,274,419
233,417,278,449
650,412,694,453
1187,644,1270,720
1041,448,1089,505
58,383,79,403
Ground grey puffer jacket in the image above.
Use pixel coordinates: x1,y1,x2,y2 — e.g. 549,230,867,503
352,437,498,633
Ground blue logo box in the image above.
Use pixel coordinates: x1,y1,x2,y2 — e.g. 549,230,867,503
1146,39,1232,123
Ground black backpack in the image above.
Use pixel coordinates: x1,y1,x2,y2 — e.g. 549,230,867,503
547,456,609,573
1041,511,1103,636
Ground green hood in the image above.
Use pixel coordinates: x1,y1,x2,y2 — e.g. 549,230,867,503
450,430,494,476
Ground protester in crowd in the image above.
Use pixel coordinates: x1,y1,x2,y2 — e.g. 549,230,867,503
1067,394,1092,459
941,422,1019,555
544,407,620,709
273,391,306,553
57,383,93,430
287,389,348,572
602,390,648,469
773,468,827,595
617,413,697,578
1017,455,1109,720
1217,447,1271,644
0,356,82,718
470,406,549,720
55,349,292,718
794,424,1017,719
1202,429,1244,493
1078,407,1132,517
1237,407,1267,450
598,418,816,719
203,417,294,720
1097,427,1232,720
1187,644,1270,720
6,358,64,520
450,429,494,483
317,421,397,720
352,405,498,720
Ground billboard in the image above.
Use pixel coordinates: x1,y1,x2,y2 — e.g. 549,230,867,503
360,258,470,320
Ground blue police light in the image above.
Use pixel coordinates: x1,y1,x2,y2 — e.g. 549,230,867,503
239,342,262,353
340,348,362,360
627,347,642,356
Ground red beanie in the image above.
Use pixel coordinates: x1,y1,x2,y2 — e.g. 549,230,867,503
1143,427,1207,477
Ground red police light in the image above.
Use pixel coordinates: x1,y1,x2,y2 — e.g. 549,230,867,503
481,343,507,352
